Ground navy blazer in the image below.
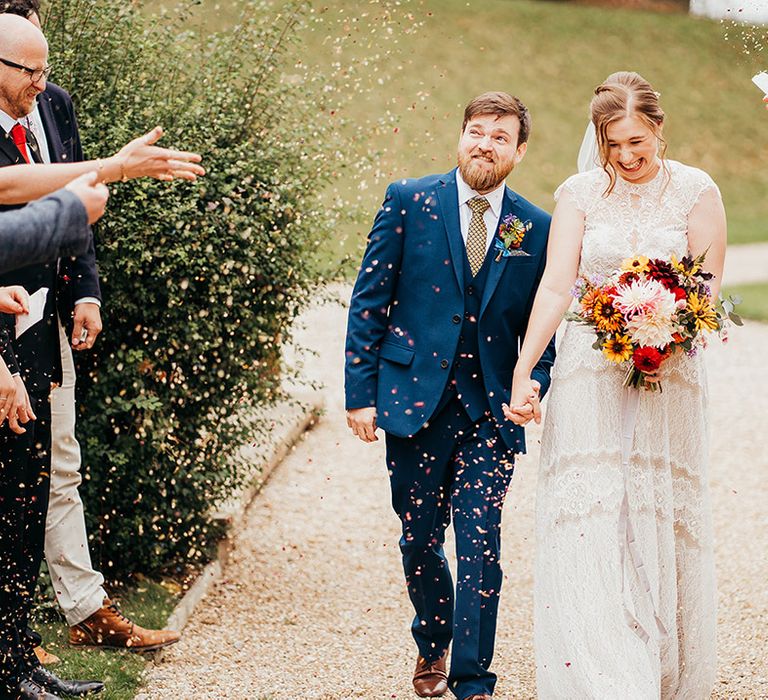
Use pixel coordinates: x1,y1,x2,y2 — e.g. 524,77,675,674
344,169,556,454
0,83,99,391
37,83,102,324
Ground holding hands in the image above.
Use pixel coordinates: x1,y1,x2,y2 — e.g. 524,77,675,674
347,406,378,443
503,374,542,426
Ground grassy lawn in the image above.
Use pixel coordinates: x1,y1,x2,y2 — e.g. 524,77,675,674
154,0,768,264
724,283,768,322
31,581,177,700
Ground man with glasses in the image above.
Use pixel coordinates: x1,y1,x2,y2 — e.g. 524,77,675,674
0,8,185,699
1,0,180,679
0,14,107,698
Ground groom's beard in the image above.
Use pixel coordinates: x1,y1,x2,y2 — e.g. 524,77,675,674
457,150,516,192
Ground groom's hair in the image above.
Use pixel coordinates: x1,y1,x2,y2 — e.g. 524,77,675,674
462,92,531,146
0,0,40,18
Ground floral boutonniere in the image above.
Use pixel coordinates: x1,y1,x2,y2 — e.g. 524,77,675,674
494,214,533,261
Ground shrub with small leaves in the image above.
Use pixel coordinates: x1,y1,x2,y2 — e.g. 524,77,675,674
42,0,340,577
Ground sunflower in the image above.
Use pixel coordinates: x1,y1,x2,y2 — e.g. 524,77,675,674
602,334,633,363
592,296,624,333
687,292,719,332
621,255,650,275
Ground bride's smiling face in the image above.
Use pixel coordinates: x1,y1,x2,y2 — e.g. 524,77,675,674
605,115,661,184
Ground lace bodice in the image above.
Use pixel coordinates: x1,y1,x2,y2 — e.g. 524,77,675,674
555,160,720,279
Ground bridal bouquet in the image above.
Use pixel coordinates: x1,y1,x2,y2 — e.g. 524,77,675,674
567,252,741,391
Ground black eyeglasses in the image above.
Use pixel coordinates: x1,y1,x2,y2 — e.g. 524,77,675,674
0,57,52,83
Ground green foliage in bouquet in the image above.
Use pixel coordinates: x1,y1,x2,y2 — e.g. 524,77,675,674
42,0,342,577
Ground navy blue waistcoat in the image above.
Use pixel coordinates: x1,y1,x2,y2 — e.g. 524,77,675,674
453,244,493,421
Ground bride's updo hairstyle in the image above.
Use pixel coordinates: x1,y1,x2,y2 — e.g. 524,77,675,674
591,71,667,194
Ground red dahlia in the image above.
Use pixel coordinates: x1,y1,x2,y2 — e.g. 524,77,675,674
633,346,664,372
647,259,679,290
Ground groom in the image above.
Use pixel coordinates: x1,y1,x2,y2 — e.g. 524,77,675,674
344,92,556,700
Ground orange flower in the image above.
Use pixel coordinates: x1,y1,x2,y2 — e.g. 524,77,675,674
580,287,602,315
592,296,623,333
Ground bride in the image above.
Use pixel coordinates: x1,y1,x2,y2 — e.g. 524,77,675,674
506,71,725,698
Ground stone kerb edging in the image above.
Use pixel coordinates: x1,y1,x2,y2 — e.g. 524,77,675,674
154,390,324,660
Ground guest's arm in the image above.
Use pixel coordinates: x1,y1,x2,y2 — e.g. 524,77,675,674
0,174,106,274
0,126,204,205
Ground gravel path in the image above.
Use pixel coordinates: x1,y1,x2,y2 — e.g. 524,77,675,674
141,286,767,700
724,242,768,286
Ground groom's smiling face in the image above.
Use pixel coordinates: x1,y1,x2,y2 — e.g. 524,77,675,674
457,113,527,194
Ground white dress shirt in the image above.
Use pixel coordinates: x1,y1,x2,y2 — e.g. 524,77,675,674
22,104,52,165
0,108,28,147
455,168,506,254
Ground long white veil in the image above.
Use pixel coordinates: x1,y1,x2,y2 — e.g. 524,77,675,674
577,122,601,174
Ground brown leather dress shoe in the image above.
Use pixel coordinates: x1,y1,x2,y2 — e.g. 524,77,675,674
34,645,61,665
413,650,448,698
69,598,181,651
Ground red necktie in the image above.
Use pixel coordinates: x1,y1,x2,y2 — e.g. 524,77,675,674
10,123,31,164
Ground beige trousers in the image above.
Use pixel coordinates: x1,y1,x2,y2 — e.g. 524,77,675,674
44,321,107,626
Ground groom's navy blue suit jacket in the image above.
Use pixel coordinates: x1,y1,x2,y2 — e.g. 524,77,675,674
344,169,556,454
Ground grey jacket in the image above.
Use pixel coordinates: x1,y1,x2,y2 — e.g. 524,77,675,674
0,189,91,375
0,188,91,275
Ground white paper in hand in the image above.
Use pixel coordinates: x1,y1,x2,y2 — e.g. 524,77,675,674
15,287,49,339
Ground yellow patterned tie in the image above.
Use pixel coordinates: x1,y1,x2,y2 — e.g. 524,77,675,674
466,196,490,277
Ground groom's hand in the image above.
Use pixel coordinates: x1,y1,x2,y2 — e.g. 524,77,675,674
503,379,541,426
346,407,378,443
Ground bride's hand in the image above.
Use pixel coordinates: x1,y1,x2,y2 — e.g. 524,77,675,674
109,127,205,182
503,376,542,426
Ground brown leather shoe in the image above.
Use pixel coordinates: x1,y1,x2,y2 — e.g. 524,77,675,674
33,645,61,665
69,598,181,652
462,695,492,700
413,650,448,698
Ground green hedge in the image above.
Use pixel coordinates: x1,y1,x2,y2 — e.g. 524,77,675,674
43,0,340,576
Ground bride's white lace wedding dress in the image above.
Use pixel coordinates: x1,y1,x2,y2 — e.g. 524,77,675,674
534,161,718,699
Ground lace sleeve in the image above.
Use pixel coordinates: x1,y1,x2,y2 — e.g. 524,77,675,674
554,170,601,213
680,165,722,216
